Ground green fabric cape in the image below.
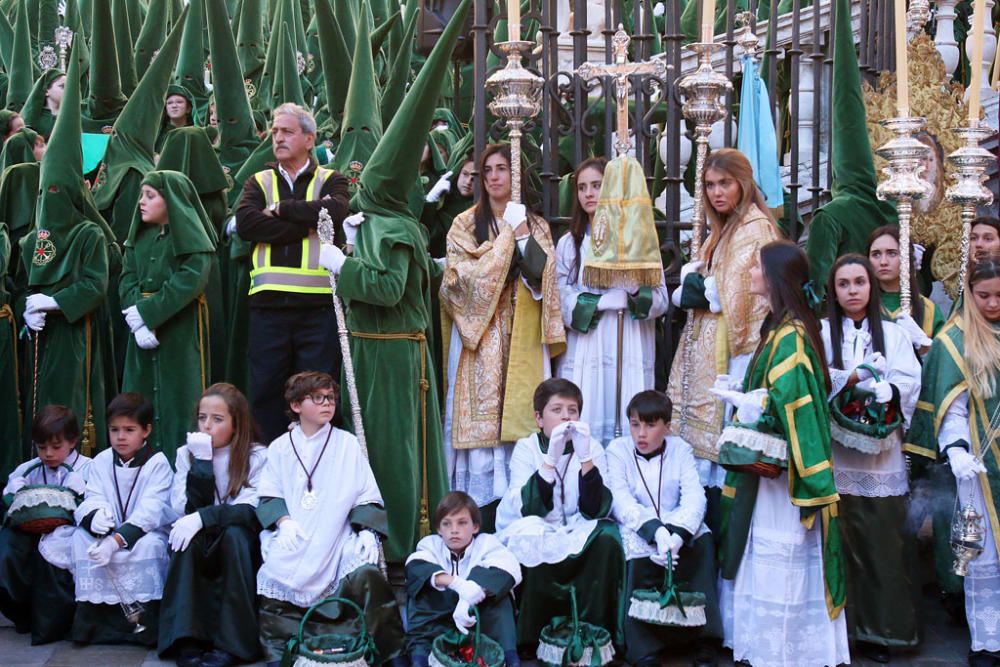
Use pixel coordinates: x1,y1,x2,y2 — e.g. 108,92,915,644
0,125,37,170
84,0,127,125
124,169,217,256
156,126,230,196
134,0,168,78
5,0,34,111
20,68,62,137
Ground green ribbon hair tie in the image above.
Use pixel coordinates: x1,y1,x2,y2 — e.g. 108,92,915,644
801,280,822,309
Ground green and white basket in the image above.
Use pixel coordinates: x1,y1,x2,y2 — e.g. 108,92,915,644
536,588,615,667
429,606,505,667
830,364,902,455
627,552,707,627
280,596,377,667
717,422,788,479
6,462,78,534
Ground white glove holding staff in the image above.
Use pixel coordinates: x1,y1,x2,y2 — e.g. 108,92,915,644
426,172,453,203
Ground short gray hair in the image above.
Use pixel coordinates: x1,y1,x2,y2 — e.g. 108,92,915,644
272,103,316,135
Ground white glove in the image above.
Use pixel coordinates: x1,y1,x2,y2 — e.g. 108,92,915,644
597,289,629,312
654,527,682,565
570,422,592,462
502,202,527,231
274,518,305,551
855,379,893,404
543,422,573,469
433,256,446,268
426,171,453,202
355,529,379,565
319,243,346,274
670,284,684,308
343,212,365,246
913,243,925,271
713,374,741,393
7,476,27,493
452,599,477,635
679,260,704,283
26,294,59,312
704,276,722,313
63,471,87,495
225,216,238,237
653,2,665,16
710,387,767,423
185,432,214,460
90,508,115,535
448,576,486,605
134,325,160,350
855,352,886,381
122,305,144,332
896,314,932,348
168,512,204,552
87,535,121,567
24,309,46,332
947,447,987,481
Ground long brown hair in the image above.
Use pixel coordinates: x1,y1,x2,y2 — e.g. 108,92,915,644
700,148,777,267
825,254,886,370
866,225,925,325
194,383,260,499
962,253,1000,399
472,143,531,244
567,157,607,284
757,240,831,390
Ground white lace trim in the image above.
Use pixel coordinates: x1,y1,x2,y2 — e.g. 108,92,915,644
967,566,1000,652
627,598,707,627
834,470,909,497
620,527,657,561
499,519,598,567
536,640,614,666
830,421,901,456
719,426,787,461
259,556,370,608
294,655,371,667
8,487,77,514
73,558,167,604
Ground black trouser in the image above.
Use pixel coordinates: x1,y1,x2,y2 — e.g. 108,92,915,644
248,305,341,442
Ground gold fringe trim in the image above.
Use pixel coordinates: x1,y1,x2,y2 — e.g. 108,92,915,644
581,266,664,291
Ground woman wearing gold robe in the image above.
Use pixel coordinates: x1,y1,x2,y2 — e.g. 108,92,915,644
440,144,565,517
667,149,780,515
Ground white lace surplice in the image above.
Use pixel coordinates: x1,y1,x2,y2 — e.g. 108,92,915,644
70,449,176,603
406,533,523,587
720,473,850,667
821,317,921,498
495,433,608,566
553,233,668,445
605,436,708,560
256,424,382,608
21,452,94,571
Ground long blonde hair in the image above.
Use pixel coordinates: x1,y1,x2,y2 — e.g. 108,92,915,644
962,254,1000,399
699,148,777,267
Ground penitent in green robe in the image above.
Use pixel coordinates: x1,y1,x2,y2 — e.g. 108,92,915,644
18,223,113,457
119,224,212,462
719,318,846,619
0,223,21,480
335,218,448,563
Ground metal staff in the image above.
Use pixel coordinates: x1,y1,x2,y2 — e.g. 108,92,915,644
945,123,995,295
317,207,387,575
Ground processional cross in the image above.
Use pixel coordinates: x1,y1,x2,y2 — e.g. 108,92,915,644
575,26,667,156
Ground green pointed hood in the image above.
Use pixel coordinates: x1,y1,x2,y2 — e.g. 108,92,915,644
173,0,210,112
111,0,138,95
271,21,304,107
125,169,216,255
806,0,896,294
64,0,91,76
36,0,58,51
0,8,13,74
287,0,308,57
205,0,257,170
85,0,127,124
256,0,289,109
334,0,357,55
382,3,420,127
0,109,18,136
331,5,381,194
0,125,37,169
235,0,265,85
124,0,144,45
20,68,62,135
357,0,469,216
92,4,188,211
369,9,400,56
6,1,35,111
154,127,230,196
315,0,351,121
28,39,113,287
133,0,168,79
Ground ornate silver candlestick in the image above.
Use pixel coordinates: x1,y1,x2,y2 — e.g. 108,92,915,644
875,116,932,314
54,27,73,73
945,123,996,294
675,39,731,440
486,40,543,204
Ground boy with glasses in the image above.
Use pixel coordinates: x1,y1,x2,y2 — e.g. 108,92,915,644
255,371,405,666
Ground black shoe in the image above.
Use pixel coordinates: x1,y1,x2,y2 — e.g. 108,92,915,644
199,649,238,667
943,591,967,626
633,656,660,667
175,641,204,667
693,639,718,667
969,650,996,667
858,641,890,664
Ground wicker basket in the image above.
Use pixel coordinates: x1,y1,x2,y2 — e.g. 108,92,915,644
627,552,707,627
536,587,614,667
830,364,903,455
429,606,506,667
6,463,78,534
280,596,377,667
717,424,787,479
